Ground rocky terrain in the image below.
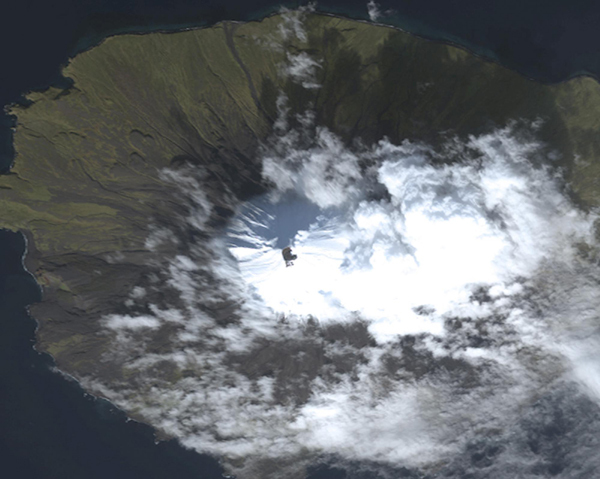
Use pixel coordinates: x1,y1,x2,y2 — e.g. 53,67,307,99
4,10,600,478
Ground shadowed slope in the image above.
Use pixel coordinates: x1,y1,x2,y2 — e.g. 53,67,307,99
3,11,600,478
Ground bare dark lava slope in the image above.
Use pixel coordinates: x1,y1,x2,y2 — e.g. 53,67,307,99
4,10,600,479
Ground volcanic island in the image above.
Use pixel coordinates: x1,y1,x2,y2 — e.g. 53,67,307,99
3,10,600,479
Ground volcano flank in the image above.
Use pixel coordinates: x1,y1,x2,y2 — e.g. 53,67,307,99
4,7,600,479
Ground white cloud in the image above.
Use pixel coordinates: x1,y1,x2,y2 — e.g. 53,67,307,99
86,115,600,477
253,6,323,90
367,1,382,22
273,93,290,132
251,5,316,53
144,226,179,251
159,167,213,231
367,1,396,22
283,52,321,89
235,124,596,343
130,286,146,299
262,126,362,208
278,4,316,43
104,314,161,330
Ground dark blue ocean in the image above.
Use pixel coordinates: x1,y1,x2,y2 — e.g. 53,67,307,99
2,1,600,477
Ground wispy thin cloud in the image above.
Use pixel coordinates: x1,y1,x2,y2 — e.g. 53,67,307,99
367,1,382,22
83,107,600,478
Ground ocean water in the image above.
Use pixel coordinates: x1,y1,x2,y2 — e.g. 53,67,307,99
0,230,227,478
3,1,600,477
3,0,600,167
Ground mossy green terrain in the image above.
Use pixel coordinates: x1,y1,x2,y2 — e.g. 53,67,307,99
2,12,600,385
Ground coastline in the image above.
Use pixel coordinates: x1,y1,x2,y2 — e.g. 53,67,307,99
4,7,600,478
7,5,600,413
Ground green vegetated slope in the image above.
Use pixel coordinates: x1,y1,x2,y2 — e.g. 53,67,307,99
1,12,600,373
